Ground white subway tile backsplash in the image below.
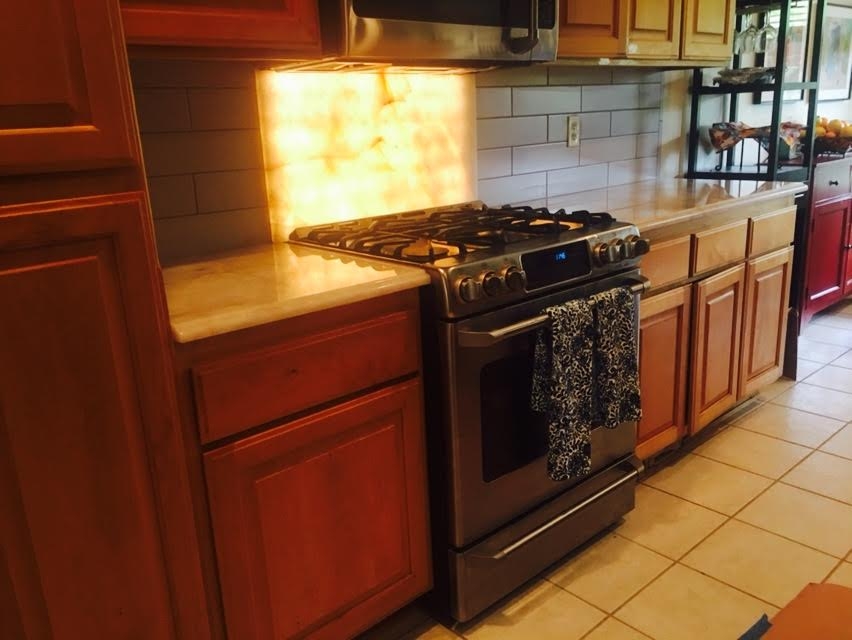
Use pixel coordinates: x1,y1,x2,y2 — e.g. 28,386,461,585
513,86,581,116
141,130,264,176
195,169,267,213
134,89,191,133
476,88,512,118
512,143,579,174
477,148,512,179
637,132,660,158
548,164,609,197
147,175,196,218
478,173,547,205
476,66,548,87
477,116,548,149
580,135,637,165
549,112,612,142
154,208,271,265
130,59,255,88
608,156,658,186
610,109,660,136
548,67,612,86
582,84,639,112
188,88,260,130
611,68,663,84
639,84,663,108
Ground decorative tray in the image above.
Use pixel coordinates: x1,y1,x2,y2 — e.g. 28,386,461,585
713,67,776,86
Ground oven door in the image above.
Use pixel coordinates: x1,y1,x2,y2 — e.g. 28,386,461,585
440,270,646,548
333,0,558,63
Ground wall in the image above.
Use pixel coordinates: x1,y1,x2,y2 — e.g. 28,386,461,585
475,66,663,209
130,59,271,265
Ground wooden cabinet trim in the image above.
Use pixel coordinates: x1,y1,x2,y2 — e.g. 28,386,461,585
739,247,793,398
747,207,796,257
627,0,683,58
689,263,745,433
558,0,629,57
193,307,420,443
680,0,735,59
691,219,748,275
642,235,691,291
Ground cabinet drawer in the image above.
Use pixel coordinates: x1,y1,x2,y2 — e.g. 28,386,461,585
691,219,748,275
813,161,852,203
748,207,796,257
641,236,691,290
193,309,420,443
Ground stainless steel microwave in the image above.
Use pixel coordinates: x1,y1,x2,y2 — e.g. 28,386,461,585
316,0,558,67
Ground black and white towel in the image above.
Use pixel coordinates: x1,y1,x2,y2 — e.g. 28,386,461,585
531,287,641,481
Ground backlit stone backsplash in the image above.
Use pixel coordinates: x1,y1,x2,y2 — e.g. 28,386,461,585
258,71,477,241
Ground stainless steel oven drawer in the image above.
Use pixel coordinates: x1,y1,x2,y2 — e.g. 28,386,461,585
446,456,642,622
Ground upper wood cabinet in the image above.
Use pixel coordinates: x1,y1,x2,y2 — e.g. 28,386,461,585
121,0,322,53
681,0,735,60
0,1,137,176
559,0,628,57
0,194,204,639
559,0,732,62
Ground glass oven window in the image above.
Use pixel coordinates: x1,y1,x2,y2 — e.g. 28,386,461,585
352,0,556,29
479,335,548,482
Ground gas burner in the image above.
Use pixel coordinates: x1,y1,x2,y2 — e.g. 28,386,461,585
401,237,452,262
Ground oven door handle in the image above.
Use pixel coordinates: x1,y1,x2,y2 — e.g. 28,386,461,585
481,457,644,561
456,276,649,348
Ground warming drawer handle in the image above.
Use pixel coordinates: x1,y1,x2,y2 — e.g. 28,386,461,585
486,458,644,561
829,180,840,186
506,0,540,54
456,277,649,348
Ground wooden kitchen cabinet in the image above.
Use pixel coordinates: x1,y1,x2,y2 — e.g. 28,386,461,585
680,0,735,59
636,285,691,459
0,194,203,639
739,247,793,398
121,0,321,54
804,198,850,320
204,380,430,640
690,263,745,433
0,0,138,176
559,0,730,61
844,209,852,297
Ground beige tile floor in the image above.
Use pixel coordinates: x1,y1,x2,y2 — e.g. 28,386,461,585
408,300,852,640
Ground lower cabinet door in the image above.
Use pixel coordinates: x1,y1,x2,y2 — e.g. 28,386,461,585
805,199,849,319
636,284,691,459
204,380,431,640
739,247,793,398
690,264,746,434
844,204,852,297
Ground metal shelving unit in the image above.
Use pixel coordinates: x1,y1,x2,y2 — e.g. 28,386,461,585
686,0,826,181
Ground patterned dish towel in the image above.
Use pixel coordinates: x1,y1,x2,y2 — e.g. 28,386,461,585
531,287,641,481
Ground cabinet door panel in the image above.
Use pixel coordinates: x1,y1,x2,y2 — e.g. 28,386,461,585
805,199,849,316
637,285,691,459
122,0,321,52
205,380,430,640
628,0,682,58
681,0,734,59
740,247,793,398
690,264,745,433
844,201,852,297
0,195,182,639
559,0,628,56
0,1,137,175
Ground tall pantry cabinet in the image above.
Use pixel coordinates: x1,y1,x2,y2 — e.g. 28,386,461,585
0,2,210,638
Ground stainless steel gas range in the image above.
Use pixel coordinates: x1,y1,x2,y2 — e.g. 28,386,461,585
290,201,650,622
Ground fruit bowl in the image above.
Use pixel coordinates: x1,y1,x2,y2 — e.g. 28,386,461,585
813,136,852,157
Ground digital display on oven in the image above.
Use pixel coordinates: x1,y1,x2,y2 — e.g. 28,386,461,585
521,242,591,289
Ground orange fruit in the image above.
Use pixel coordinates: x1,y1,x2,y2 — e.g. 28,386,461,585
815,125,827,137
828,119,844,134
825,131,837,138
843,125,852,137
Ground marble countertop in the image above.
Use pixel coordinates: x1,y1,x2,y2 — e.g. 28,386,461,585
162,243,431,343
162,179,807,343
544,179,807,235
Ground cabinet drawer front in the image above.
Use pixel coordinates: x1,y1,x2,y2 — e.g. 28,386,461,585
813,162,852,203
691,219,748,275
748,207,796,257
641,236,691,290
194,310,419,442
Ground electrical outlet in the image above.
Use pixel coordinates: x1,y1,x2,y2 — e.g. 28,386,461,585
567,115,580,147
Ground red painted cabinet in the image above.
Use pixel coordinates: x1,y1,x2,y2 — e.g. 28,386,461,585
204,380,431,640
844,204,852,297
0,194,191,639
0,0,138,175
121,0,321,53
804,198,849,320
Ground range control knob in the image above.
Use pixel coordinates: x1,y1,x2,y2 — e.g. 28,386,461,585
503,266,527,292
623,235,651,259
481,271,503,297
457,276,479,303
593,241,623,265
